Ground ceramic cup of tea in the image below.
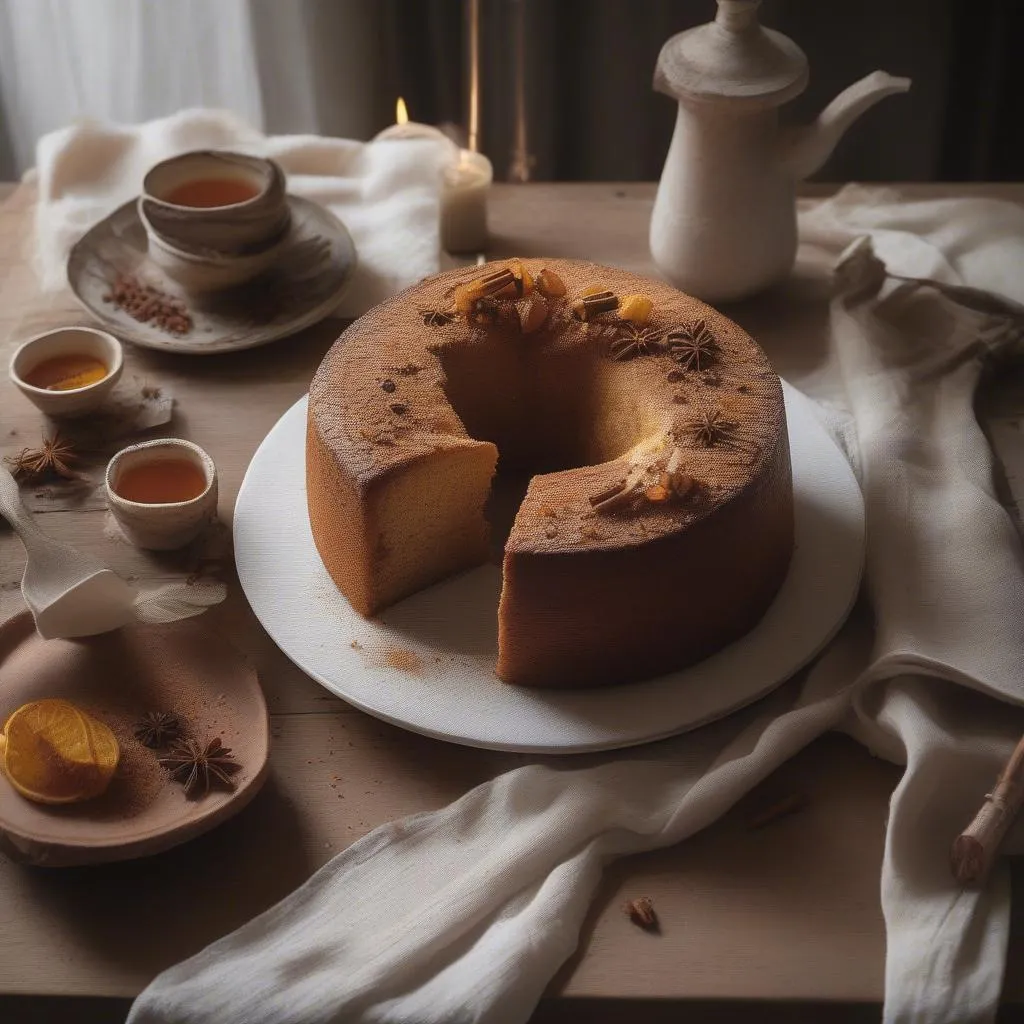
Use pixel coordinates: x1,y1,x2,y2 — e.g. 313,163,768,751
138,151,290,290
106,438,218,550
9,326,124,418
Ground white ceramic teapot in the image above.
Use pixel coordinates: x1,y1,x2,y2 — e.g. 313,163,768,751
649,0,910,303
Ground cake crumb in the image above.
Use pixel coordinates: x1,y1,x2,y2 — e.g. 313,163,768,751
386,363,421,376
624,896,659,931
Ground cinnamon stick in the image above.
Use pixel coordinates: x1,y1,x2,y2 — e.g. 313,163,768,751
950,734,1024,886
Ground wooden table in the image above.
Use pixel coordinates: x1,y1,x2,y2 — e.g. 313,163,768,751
1,182,1023,1024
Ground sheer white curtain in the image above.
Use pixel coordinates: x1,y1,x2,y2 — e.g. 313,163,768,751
0,0,384,179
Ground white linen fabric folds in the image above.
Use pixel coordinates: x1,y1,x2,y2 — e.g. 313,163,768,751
124,187,1024,1024
32,108,450,318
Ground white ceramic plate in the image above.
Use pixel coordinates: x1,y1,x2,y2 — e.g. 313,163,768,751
234,384,864,754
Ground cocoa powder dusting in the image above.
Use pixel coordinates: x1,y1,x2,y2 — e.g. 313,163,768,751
384,647,424,673
69,657,239,818
360,645,424,674
59,708,165,821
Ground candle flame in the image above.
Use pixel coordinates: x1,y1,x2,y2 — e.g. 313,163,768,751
395,97,409,125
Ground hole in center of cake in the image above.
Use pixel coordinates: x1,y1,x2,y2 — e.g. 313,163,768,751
437,335,662,560
437,337,658,470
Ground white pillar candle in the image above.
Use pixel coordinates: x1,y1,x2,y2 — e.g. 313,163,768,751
440,148,492,254
374,99,492,255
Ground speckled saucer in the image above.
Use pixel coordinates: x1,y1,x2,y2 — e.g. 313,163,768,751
0,613,269,866
67,195,356,354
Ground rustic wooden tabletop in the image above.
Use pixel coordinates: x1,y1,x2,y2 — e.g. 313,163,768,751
0,181,1022,1024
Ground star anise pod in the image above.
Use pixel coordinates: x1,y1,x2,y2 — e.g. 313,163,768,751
609,323,663,362
3,433,81,482
667,319,717,372
690,407,733,447
159,737,242,798
3,449,41,480
133,710,183,749
418,306,455,327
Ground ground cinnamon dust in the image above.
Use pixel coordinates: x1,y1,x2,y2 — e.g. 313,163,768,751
63,707,165,821
384,648,424,673
360,645,424,674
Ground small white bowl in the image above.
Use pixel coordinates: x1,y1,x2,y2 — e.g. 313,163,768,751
106,439,218,551
10,327,123,418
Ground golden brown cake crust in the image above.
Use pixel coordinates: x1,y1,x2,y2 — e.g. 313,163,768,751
307,258,793,686
310,260,784,543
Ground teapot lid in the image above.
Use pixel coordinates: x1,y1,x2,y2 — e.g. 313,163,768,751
654,0,808,106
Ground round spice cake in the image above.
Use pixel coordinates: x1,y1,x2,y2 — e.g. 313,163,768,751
306,258,793,687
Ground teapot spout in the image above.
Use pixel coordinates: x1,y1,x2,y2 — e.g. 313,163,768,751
780,71,911,180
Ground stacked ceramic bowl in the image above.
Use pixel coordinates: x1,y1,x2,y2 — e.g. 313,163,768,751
138,151,291,292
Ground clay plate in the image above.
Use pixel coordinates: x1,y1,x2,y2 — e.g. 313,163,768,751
0,613,270,866
67,195,356,354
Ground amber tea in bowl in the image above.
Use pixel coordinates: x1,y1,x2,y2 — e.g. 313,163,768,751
10,327,123,417
114,458,208,504
23,353,108,392
139,151,290,292
106,439,218,550
140,151,289,252
162,177,262,209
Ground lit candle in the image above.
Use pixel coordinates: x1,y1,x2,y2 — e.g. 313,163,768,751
374,98,453,145
375,98,492,255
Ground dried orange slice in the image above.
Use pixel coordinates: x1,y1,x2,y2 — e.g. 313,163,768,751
0,699,119,805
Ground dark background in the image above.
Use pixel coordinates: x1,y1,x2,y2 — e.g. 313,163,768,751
1,0,1019,184
382,0,1024,183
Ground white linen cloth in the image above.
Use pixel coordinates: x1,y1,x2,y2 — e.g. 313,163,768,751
126,187,1024,1024
32,108,449,317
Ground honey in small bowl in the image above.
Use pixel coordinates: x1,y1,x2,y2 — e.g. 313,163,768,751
23,353,108,392
114,459,208,504
163,178,261,209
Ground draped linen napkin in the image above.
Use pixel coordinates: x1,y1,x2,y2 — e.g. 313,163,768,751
32,108,449,317
127,187,1024,1024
